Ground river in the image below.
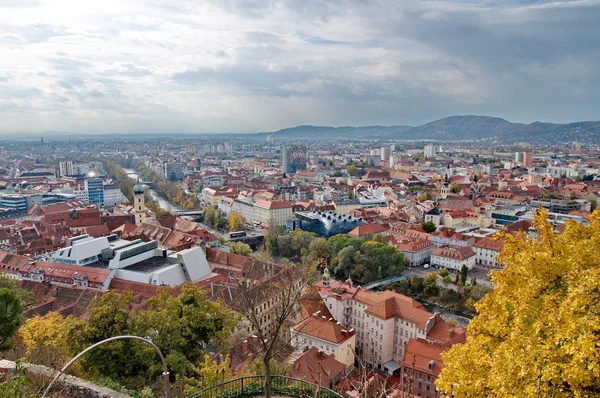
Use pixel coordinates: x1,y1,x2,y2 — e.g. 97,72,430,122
421,301,471,328
124,168,183,213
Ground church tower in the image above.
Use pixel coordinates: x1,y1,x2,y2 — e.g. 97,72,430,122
133,180,147,225
322,267,331,287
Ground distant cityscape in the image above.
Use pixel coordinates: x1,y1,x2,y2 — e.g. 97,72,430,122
0,132,598,396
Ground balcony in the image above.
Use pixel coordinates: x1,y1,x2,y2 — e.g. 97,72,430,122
187,375,343,398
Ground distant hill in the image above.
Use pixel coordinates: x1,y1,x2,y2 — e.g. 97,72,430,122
262,124,412,139
266,116,600,142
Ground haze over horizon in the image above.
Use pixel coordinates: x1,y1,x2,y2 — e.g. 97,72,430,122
1,0,599,135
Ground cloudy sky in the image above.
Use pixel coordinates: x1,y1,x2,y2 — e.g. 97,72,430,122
1,0,599,134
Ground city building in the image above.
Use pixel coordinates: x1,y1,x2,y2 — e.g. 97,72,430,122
103,183,127,207
295,211,367,237
164,163,185,181
522,152,533,167
282,144,289,174
380,147,391,162
473,236,504,268
254,199,293,226
424,144,436,159
291,313,356,369
431,245,476,270
133,182,147,225
0,194,28,211
84,178,104,207
59,161,74,177
394,237,435,266
401,339,444,398
314,272,466,376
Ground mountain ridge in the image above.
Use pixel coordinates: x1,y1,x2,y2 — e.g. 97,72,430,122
265,115,600,142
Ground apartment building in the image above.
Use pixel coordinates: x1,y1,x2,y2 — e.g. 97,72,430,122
473,236,504,268
254,199,293,226
393,237,435,266
314,272,465,376
291,315,356,369
431,245,476,271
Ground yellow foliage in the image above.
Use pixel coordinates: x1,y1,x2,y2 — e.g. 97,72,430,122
19,312,81,371
185,355,232,394
228,212,246,232
436,209,600,397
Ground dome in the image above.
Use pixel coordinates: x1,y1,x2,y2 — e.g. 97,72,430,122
133,183,145,194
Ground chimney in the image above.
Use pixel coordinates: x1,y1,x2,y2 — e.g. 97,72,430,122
242,340,248,353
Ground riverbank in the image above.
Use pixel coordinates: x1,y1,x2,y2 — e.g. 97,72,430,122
124,168,183,213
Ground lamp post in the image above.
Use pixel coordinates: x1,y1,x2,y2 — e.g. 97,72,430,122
42,335,170,398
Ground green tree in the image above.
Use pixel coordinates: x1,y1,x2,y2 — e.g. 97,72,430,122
422,272,439,296
450,184,460,193
421,221,437,233
328,234,362,254
0,288,23,351
229,242,252,256
282,172,287,178
439,268,449,278
460,264,468,285
169,170,177,181
347,164,359,176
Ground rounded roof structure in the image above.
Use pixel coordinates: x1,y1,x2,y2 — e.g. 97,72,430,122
133,182,145,194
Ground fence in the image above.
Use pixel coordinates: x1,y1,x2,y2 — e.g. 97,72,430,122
187,375,343,398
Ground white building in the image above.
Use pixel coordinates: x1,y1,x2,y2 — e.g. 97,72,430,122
424,144,436,159
103,183,127,207
431,245,476,271
473,236,504,268
291,314,356,369
47,234,212,288
253,199,293,226
314,271,465,375
59,161,74,177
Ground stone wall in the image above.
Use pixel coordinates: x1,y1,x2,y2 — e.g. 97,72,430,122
0,359,131,398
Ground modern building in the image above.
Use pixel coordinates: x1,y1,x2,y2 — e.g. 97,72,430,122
164,163,185,181
514,152,524,163
431,245,476,271
281,144,289,174
295,210,366,237
103,183,127,207
84,178,104,206
59,161,74,177
380,147,391,162
0,194,28,211
424,144,436,159
47,234,213,287
522,152,533,167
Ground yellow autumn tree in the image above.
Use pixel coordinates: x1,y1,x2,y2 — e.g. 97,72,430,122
19,312,81,371
228,212,246,232
184,355,232,394
437,208,600,397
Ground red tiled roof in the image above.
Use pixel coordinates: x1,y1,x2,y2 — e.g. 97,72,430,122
293,316,355,344
348,223,388,237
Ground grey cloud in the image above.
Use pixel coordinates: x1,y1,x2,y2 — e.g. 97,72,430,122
173,64,314,96
102,63,152,77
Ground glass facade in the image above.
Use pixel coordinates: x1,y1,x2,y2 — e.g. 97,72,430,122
85,178,105,206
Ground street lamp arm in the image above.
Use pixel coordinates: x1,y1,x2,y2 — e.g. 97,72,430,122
42,335,170,398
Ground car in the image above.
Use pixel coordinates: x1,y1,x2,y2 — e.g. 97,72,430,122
423,263,430,269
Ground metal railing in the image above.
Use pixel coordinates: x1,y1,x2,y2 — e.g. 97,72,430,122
187,375,343,398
